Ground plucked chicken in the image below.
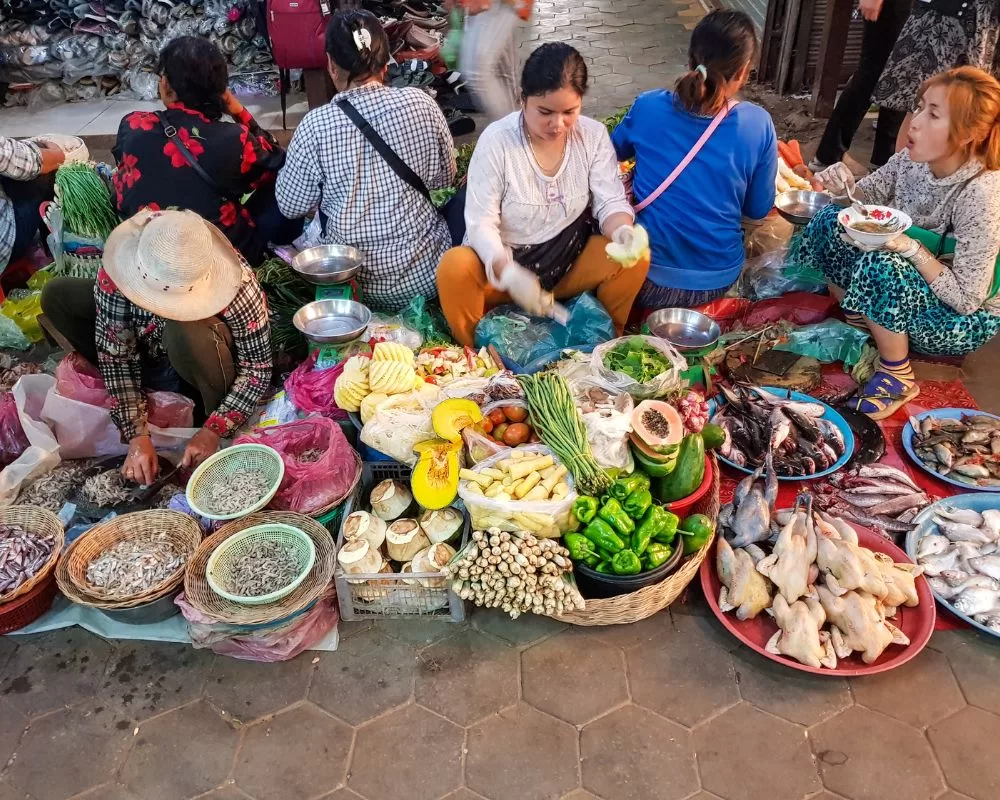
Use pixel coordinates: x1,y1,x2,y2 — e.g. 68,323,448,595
817,585,910,664
717,537,773,620
765,593,837,669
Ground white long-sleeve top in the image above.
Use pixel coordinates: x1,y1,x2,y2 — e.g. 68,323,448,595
464,112,634,270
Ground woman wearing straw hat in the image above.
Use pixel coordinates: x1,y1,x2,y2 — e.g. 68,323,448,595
41,209,274,484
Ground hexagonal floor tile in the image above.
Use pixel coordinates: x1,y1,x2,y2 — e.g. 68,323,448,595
99,641,215,724
561,791,603,800
442,790,489,800
324,789,366,800
811,706,945,800
695,703,820,800
852,648,964,729
2,706,131,800
472,607,566,646
628,614,739,727
467,704,579,800
120,700,241,800
205,651,313,722
0,699,27,767
194,787,251,800
934,630,1000,716
310,628,417,725
581,705,697,800
586,609,673,651
0,629,112,718
929,706,1000,800
415,627,519,725
235,703,352,800
733,649,852,726
0,635,16,672
373,619,463,649
524,630,628,726
74,783,142,800
349,704,463,800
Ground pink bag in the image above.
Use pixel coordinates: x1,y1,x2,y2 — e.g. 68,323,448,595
284,352,347,419
0,392,30,470
55,353,112,408
236,417,360,514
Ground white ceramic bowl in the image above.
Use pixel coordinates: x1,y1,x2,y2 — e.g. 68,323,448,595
838,205,912,248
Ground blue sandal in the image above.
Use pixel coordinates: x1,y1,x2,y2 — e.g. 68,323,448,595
851,371,920,421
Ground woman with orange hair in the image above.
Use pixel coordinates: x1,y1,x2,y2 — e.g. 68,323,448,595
800,66,1000,419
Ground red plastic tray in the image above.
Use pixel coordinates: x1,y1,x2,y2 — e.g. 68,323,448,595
663,455,713,517
699,524,936,676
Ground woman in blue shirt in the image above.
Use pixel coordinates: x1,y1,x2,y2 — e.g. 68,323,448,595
612,10,778,310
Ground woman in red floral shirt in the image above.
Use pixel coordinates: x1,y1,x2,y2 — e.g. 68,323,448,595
112,36,301,266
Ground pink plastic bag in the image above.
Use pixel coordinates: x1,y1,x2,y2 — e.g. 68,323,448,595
55,352,111,408
0,392,30,470
284,352,347,419
236,417,360,514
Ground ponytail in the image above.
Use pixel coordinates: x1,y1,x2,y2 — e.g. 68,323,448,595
675,64,726,116
674,10,757,116
986,118,1000,172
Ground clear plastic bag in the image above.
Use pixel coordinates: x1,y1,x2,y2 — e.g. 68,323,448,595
284,352,346,419
365,314,423,350
456,444,577,538
774,320,873,367
360,389,442,466
462,427,506,465
737,233,827,300
0,374,61,505
235,417,360,515
0,392,30,470
591,335,687,400
579,391,634,472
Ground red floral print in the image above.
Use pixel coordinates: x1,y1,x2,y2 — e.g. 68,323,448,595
163,128,205,168
239,129,258,174
97,269,118,295
127,112,159,132
118,153,141,188
219,201,239,228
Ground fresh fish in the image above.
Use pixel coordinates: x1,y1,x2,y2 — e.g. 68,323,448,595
896,508,919,524
972,611,1000,631
970,555,1000,581
967,415,1000,429
953,587,1000,617
920,549,965,576
866,493,929,517
933,444,955,469
838,482,916,496
935,519,993,544
838,492,896,509
770,407,792,450
982,509,1000,540
815,417,847,456
953,463,990,479
856,464,920,491
929,575,998,599
935,505,984,527
916,534,951,559
962,429,991,444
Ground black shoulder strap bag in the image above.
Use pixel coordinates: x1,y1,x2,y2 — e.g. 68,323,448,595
156,112,244,205
335,96,466,246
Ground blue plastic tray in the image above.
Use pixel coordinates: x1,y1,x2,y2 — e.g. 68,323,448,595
905,492,1000,640
708,386,855,481
902,408,1000,492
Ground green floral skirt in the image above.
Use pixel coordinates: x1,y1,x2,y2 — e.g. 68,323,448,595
797,205,1000,356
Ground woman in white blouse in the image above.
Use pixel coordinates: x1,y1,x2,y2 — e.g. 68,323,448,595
437,42,648,346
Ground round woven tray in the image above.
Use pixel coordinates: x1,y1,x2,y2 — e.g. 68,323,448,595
0,505,66,605
66,510,202,605
550,454,720,626
184,511,336,625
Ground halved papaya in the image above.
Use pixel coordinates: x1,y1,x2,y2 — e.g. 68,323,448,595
631,400,684,454
411,439,462,509
631,440,678,478
630,431,679,463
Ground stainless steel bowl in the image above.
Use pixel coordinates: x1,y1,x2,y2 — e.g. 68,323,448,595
291,244,364,286
647,307,721,352
775,190,832,226
293,299,371,345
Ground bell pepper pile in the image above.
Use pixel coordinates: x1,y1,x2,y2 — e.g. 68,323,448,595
563,471,716,576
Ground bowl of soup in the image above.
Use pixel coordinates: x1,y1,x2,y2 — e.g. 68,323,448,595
838,205,912,248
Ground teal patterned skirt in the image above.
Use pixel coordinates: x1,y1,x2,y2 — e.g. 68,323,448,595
796,205,1000,356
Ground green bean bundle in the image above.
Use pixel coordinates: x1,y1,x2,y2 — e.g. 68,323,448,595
54,163,120,240
518,373,613,496
254,258,314,352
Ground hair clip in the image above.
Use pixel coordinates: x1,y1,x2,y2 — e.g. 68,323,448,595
353,28,372,52
695,64,708,80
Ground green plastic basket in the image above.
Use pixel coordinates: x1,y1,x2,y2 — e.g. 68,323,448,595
186,444,285,521
206,523,316,606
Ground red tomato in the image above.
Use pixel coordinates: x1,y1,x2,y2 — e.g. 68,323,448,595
493,423,509,442
502,423,531,446
503,406,528,423
487,409,507,427
479,418,494,434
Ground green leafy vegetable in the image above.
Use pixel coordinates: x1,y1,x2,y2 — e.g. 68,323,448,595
602,106,632,136
603,337,670,383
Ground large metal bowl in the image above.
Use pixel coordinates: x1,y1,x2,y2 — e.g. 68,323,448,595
775,190,832,226
291,244,364,285
647,307,721,352
293,299,371,345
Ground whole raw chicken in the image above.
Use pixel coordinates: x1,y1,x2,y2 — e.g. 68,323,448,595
717,538,772,620
814,515,888,598
765,593,837,669
757,497,817,604
817,584,909,664
872,552,923,610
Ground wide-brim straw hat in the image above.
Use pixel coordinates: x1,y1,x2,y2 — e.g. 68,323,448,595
103,208,243,322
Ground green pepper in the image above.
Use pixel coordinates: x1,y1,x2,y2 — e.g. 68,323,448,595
611,549,642,575
679,513,715,555
622,487,653,521
643,542,672,570
564,533,598,563
572,495,599,525
594,560,612,574
582,518,625,554
651,507,680,545
609,472,651,502
631,505,662,555
598,497,635,537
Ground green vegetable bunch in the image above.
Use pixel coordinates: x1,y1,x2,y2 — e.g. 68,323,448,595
255,258,314,353
603,337,671,383
54,163,120,240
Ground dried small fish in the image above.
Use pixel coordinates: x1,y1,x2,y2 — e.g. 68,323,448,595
86,532,187,597
18,460,95,511
81,469,134,508
206,470,269,515
297,449,323,464
0,524,55,595
223,539,302,597
0,361,41,392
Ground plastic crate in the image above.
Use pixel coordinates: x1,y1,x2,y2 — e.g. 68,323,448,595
335,461,467,622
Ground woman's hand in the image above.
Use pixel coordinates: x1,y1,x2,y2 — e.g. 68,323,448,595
812,162,855,196
123,435,159,486
496,261,554,317
606,224,650,268
181,428,221,470
221,89,244,118
36,141,65,175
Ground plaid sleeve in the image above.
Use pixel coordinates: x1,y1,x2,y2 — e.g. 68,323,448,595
0,137,42,182
94,269,148,441
274,113,323,219
205,269,273,438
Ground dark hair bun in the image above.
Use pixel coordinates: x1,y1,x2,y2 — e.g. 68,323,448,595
156,36,228,120
675,10,757,115
325,10,390,82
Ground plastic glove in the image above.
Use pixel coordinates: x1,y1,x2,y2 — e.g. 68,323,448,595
496,261,554,317
606,224,650,267
813,162,855,197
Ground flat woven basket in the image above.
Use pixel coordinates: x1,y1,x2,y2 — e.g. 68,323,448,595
550,454,720,626
65,510,202,606
206,523,316,606
184,511,336,625
186,444,285,521
0,505,65,605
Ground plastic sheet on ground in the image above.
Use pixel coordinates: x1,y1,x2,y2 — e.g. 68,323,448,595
774,319,874,367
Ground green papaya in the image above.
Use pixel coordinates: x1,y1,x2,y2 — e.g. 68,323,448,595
652,434,706,502
631,442,678,478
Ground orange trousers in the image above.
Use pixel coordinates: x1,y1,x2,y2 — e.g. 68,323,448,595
436,235,650,347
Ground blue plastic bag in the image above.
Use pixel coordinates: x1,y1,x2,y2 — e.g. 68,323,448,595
474,293,615,373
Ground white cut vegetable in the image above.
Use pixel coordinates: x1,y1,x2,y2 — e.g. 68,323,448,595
343,511,387,551
411,542,457,587
419,507,464,544
337,538,383,576
370,479,413,521
386,518,431,562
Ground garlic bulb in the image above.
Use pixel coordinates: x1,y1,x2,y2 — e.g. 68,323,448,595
386,518,431,562
343,511,387,552
370,480,413,521
419,507,464,544
337,538,383,576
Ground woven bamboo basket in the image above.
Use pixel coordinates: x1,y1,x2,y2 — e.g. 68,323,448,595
550,454,720,626
66,510,202,605
0,505,65,605
184,511,336,626
56,534,177,610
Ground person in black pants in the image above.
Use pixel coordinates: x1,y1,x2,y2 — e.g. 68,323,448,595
812,0,913,170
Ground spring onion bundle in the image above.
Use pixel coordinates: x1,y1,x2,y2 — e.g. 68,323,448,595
255,257,314,352
54,163,120,240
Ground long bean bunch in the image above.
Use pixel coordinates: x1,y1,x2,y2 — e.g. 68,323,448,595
518,373,612,496
255,258,314,352
54,163,120,240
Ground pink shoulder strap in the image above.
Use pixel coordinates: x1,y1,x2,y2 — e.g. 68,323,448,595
633,99,738,213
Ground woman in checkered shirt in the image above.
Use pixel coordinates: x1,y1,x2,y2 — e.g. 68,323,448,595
276,11,456,311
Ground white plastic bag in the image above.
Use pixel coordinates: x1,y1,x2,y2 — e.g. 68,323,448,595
0,374,61,505
591,335,687,400
580,391,634,472
360,389,442,466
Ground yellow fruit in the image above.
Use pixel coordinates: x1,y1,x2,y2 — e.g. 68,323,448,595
372,342,414,366
411,439,461,510
360,392,389,424
369,361,417,394
432,398,484,443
